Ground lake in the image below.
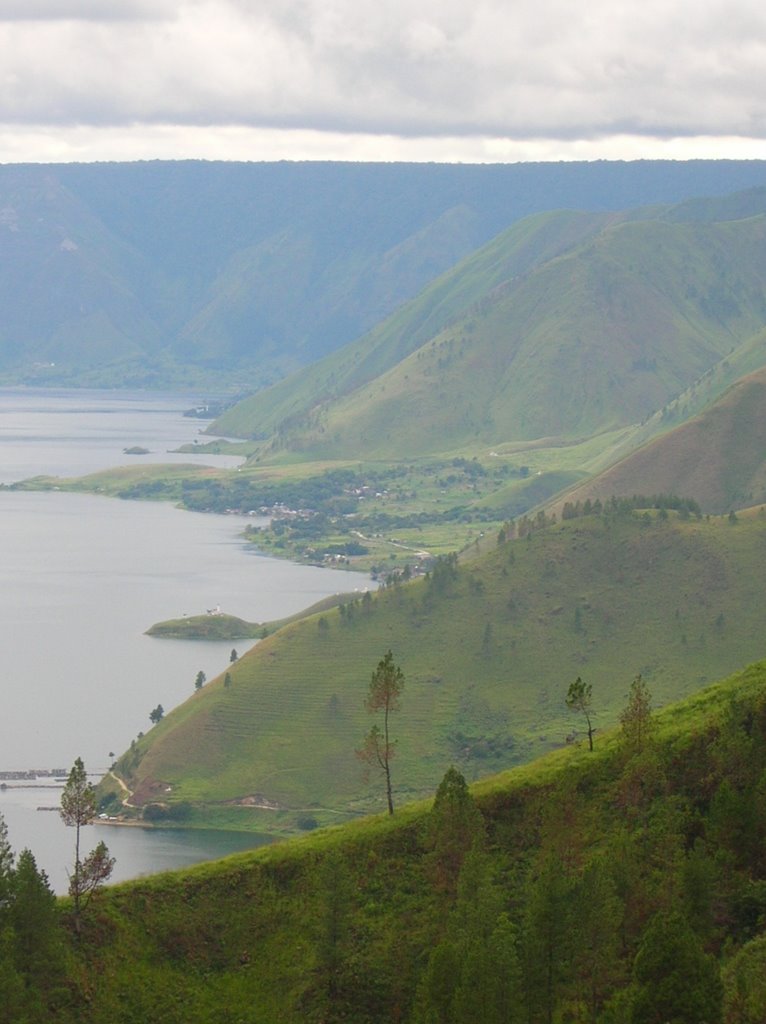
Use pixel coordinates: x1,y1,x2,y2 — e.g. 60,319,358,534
0,388,361,890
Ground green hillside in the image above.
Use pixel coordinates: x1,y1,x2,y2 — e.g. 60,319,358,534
212,208,617,438
557,364,766,514
220,192,766,459
6,658,766,1022
111,508,766,833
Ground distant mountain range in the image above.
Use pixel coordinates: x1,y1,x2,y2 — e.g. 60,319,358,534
2,159,766,388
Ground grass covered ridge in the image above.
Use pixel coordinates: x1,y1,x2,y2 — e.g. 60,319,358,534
216,193,766,462
112,507,766,833
34,658,766,1022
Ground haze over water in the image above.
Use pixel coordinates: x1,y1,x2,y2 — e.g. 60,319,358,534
0,388,361,889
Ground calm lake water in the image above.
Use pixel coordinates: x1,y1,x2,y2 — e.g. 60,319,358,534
0,387,360,890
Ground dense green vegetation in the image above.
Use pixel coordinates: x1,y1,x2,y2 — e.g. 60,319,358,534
106,506,766,834
5,659,766,1021
14,455,541,573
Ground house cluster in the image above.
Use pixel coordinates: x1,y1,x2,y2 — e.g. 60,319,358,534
345,484,387,500
259,503,316,521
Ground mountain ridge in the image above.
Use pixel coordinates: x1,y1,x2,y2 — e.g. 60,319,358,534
218,190,766,462
3,160,766,388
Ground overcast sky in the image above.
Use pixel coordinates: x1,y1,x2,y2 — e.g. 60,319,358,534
1,0,765,163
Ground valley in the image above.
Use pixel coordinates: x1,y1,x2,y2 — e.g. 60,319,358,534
5,163,766,1022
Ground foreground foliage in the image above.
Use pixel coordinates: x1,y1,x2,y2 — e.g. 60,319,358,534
9,659,766,1022
0,824,72,1021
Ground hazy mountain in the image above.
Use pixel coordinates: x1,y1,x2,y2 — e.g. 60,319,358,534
215,188,766,458
2,160,766,388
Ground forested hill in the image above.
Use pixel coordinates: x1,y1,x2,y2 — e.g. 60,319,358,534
4,659,766,1022
2,159,766,388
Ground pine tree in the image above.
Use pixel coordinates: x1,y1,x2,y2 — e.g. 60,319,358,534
621,674,653,755
631,910,722,1024
0,815,24,1017
10,849,65,994
60,757,114,928
0,811,13,908
425,766,485,893
566,676,596,750
412,939,460,1024
572,856,622,1022
356,651,404,814
522,853,575,1024
450,849,508,1023
0,925,25,1022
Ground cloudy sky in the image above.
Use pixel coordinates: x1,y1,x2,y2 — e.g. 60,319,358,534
1,0,765,163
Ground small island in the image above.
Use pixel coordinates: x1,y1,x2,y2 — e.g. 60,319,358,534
146,612,260,640
145,592,362,641
123,446,150,455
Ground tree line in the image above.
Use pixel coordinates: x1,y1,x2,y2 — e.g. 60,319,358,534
310,675,766,1023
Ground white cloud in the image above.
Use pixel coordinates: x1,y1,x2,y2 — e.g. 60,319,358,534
0,0,765,160
0,0,175,21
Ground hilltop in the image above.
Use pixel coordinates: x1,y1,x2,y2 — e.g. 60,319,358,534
107,508,766,834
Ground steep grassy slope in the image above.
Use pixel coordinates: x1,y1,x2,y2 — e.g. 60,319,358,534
33,659,766,1023
212,208,617,438
113,509,766,831
228,198,766,460
558,365,766,514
